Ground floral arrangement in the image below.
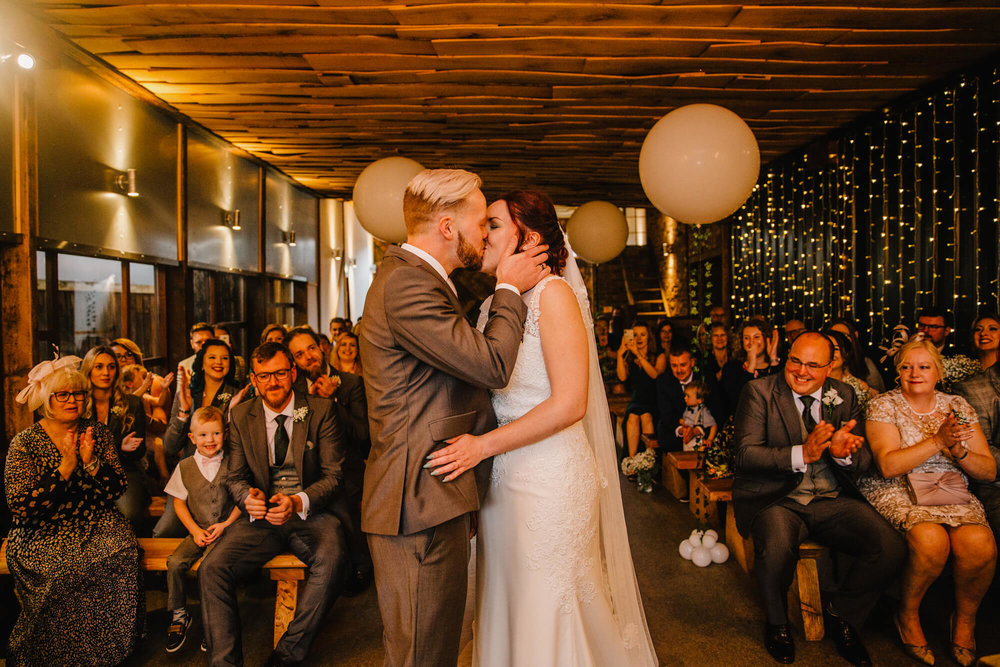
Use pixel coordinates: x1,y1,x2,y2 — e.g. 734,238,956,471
216,392,233,406
293,406,310,423
821,387,844,421
703,420,735,479
941,355,982,393
621,449,657,492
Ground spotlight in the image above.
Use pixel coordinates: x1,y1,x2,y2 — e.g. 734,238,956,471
16,53,34,69
115,168,138,197
222,209,241,230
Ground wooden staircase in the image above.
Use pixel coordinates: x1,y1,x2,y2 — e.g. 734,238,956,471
621,246,667,320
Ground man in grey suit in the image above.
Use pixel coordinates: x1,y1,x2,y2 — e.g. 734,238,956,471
733,332,905,666
287,324,373,593
199,342,347,667
954,364,1000,543
359,168,548,667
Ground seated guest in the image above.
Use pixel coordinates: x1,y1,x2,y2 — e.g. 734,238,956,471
617,321,666,459
179,322,216,375
824,329,878,414
733,332,906,666
82,345,150,528
828,318,886,393
8,359,143,665
331,330,364,376
970,312,1000,370
780,318,806,358
916,306,962,356
199,342,348,667
261,323,288,345
655,343,701,452
954,360,1000,548
656,319,674,355
318,332,333,361
719,318,780,424
286,325,373,592
163,406,240,653
329,317,349,342
113,337,173,481
156,338,243,538
865,339,996,666
676,380,716,451
214,324,248,384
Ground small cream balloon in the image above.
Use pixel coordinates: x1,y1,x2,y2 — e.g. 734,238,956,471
639,103,760,225
701,533,718,549
692,546,713,568
679,539,694,560
352,157,425,244
710,543,730,564
565,201,628,264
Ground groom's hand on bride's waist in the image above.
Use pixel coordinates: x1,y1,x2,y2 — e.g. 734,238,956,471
495,236,550,293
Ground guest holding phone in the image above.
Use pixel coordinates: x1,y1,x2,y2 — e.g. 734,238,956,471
616,321,666,461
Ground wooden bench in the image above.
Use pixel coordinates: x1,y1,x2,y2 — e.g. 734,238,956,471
718,514,828,642
691,475,731,528
663,451,701,500
0,537,307,649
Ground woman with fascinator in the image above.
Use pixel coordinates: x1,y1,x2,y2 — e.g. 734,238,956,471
6,357,143,666
427,191,658,665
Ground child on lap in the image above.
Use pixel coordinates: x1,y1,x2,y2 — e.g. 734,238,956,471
163,406,239,653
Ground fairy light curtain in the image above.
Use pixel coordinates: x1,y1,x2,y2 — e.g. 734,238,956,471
731,61,1000,349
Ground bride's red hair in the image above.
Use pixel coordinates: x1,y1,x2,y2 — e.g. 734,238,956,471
497,190,568,276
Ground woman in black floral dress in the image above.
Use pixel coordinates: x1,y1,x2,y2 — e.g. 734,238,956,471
7,361,143,666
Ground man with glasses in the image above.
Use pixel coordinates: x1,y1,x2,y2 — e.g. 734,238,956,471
199,341,348,667
733,332,905,666
915,306,957,354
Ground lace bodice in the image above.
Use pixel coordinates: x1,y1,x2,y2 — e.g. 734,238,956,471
867,389,978,474
482,275,591,425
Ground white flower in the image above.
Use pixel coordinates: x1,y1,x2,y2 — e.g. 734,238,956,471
293,406,310,423
216,392,233,404
822,388,844,407
111,405,126,417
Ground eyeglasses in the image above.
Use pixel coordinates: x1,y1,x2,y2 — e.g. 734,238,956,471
916,322,946,331
786,356,831,371
253,368,292,383
51,390,87,403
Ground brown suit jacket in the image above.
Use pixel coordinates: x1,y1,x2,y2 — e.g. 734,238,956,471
226,391,344,515
359,245,526,536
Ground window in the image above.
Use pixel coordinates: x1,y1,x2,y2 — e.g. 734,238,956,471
626,207,647,246
128,262,160,365
191,268,248,357
57,254,122,355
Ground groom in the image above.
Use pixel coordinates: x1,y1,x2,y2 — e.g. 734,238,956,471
359,168,549,666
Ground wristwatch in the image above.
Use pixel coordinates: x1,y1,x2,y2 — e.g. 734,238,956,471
83,458,99,473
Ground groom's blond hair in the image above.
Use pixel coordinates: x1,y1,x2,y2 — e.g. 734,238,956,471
403,169,482,235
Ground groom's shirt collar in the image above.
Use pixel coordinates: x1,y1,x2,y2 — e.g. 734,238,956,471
401,243,457,296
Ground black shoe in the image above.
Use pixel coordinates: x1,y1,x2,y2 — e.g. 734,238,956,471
343,566,373,597
165,611,192,653
265,651,301,667
824,610,872,667
764,623,795,664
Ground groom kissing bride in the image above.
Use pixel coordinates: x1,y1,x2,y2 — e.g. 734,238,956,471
360,169,658,666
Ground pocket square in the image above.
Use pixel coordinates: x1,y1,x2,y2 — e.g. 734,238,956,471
305,440,315,451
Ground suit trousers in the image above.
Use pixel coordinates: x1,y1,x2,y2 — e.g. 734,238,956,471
751,496,906,628
166,534,205,611
367,513,471,667
199,513,347,666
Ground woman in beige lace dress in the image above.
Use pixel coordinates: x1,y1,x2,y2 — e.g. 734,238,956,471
864,339,996,666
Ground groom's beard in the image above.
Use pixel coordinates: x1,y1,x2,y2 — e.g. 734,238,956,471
457,231,484,271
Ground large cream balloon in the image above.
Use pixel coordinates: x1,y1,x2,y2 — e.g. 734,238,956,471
352,157,425,243
639,104,760,225
566,201,628,264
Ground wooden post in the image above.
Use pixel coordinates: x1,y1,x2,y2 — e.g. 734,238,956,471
270,569,304,648
2,68,38,442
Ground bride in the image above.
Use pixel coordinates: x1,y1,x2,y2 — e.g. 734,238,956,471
426,190,658,666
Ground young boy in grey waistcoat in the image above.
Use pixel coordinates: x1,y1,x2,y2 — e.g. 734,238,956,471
163,405,240,653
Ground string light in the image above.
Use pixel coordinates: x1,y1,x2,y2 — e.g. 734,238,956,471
730,62,1000,334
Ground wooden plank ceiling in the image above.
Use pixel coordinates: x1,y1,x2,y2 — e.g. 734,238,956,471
16,0,1000,206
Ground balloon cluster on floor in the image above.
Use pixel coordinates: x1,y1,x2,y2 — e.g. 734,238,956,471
678,529,730,567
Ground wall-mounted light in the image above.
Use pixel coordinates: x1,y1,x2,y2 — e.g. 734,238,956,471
1,51,35,70
222,209,241,230
115,168,138,197
282,230,296,247
333,247,343,261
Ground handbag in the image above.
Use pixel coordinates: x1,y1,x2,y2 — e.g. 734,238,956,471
906,471,973,506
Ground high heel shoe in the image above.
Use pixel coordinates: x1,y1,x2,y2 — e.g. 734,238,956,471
893,612,934,665
949,613,976,667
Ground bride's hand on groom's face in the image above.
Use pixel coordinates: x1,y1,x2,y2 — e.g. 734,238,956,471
424,433,487,483
495,236,550,292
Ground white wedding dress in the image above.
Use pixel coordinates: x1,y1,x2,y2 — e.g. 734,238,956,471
473,274,658,667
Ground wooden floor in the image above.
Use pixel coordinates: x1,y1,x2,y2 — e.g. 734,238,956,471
8,473,997,666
